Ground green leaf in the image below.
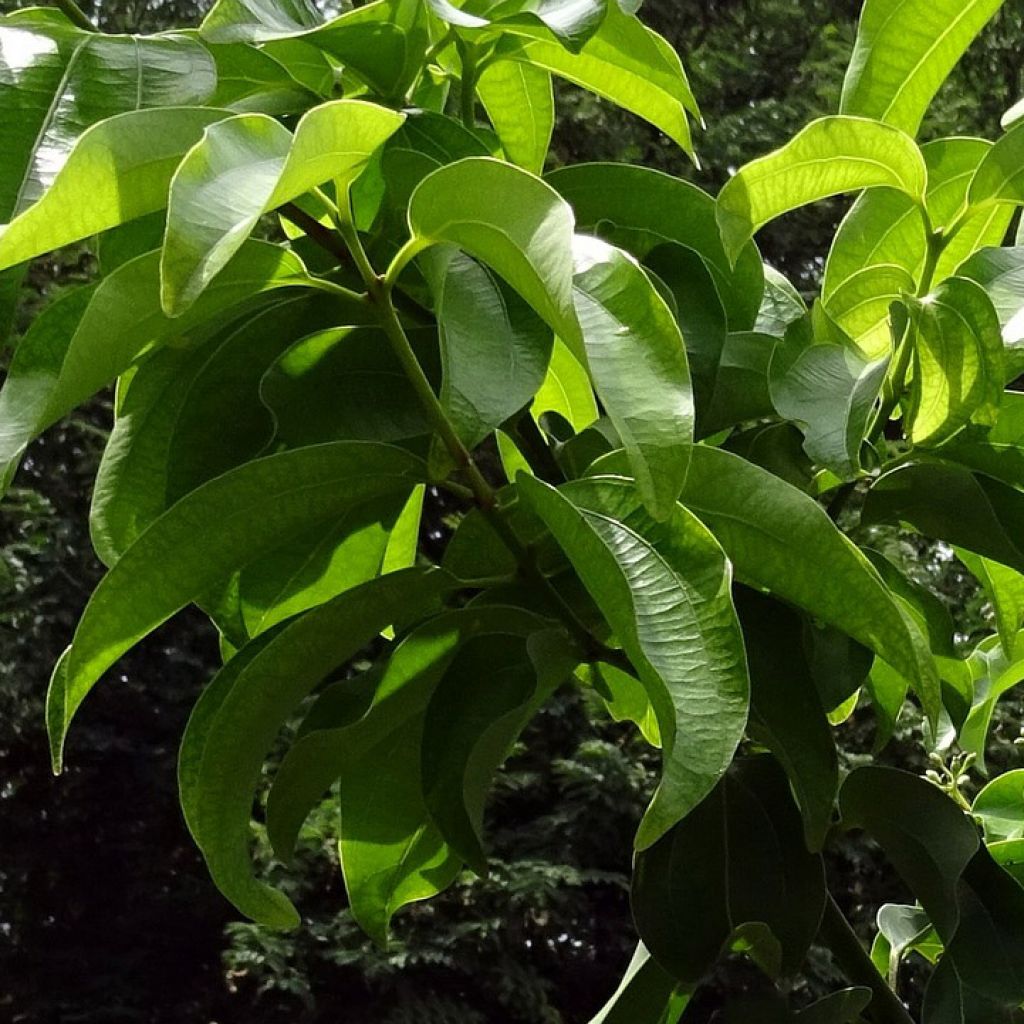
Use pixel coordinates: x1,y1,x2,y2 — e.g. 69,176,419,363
956,549,1024,659
519,473,749,848
90,294,351,564
756,264,807,338
840,767,980,938
571,235,693,519
205,40,319,114
0,107,230,272
261,325,437,449
199,0,323,41
699,331,779,437
548,163,764,331
988,839,1024,887
959,633,1024,770
872,903,937,986
737,589,839,852
428,0,609,52
408,157,579,345
973,769,1024,842
769,308,889,478
840,0,1005,136
905,277,1003,446
532,337,598,430
589,943,690,1024
588,662,662,747
492,4,698,157
476,59,553,174
717,116,927,265
863,462,1024,575
939,392,1024,485
633,756,825,985
967,121,1024,210
427,249,553,452
161,100,404,313
643,446,940,721
0,20,216,221
959,247,1024,364
381,484,425,575
265,605,548,941
0,242,323,496
422,629,576,874
46,441,426,770
797,989,872,1024
822,139,1010,356
184,567,449,928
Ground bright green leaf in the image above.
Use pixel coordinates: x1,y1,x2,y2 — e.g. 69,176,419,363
477,59,553,174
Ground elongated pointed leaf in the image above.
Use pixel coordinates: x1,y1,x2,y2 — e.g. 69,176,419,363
47,441,426,770
408,157,579,345
162,100,404,313
939,392,1024,485
427,249,553,452
967,121,1024,210
633,756,825,984
959,247,1024,352
906,277,1004,446
519,473,749,848
657,447,939,719
756,265,807,338
717,116,927,265
493,4,697,157
571,235,693,518
863,462,1024,574
90,294,352,564
0,21,215,221
957,550,1024,659
532,337,598,430
206,40,319,113
959,633,1024,769
840,766,979,938
737,590,838,852
477,59,553,175
840,0,1005,136
548,163,764,331
973,769,1024,843
184,568,449,928
199,0,324,41
265,605,547,940
0,242,324,497
428,0,608,52
589,943,690,1024
769,310,889,478
0,107,230,272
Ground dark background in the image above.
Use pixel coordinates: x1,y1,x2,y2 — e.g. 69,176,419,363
2,1,1024,1021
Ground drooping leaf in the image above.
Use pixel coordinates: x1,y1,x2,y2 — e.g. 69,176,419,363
717,116,927,265
959,633,1024,770
407,156,579,344
532,337,598,430
840,0,1005,136
90,294,351,564
476,59,553,174
589,661,661,747
519,473,750,848
959,247,1024,361
641,447,940,719
973,769,1024,842
260,326,437,449
956,549,1024,658
491,3,698,157
0,20,215,221
905,277,1003,446
737,589,839,852
426,249,553,453
967,121,1024,210
589,942,690,1024
633,756,825,985
548,163,764,331
863,462,1024,574
183,567,450,928
47,441,427,770
769,307,889,478
161,100,404,313
570,234,693,519
422,629,576,874
840,766,979,938
0,107,230,271
0,242,327,496
264,605,549,940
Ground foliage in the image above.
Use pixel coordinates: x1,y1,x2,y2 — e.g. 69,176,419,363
5,1,1024,1023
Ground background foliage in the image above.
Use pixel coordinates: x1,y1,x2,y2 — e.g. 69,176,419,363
1,1,1023,1021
